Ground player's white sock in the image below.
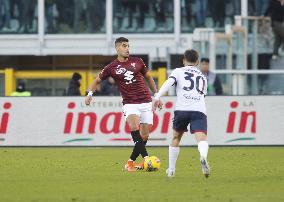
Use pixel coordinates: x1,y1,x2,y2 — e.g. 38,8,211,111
198,141,209,159
169,146,180,171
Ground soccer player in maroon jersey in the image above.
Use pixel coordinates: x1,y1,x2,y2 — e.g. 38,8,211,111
85,37,162,172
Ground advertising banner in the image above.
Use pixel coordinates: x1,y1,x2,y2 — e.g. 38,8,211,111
0,96,283,146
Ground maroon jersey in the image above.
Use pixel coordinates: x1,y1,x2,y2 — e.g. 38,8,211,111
99,57,152,104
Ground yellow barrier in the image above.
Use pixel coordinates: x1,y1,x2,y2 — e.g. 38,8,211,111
3,68,167,96
5,68,16,96
5,70,87,96
154,68,167,89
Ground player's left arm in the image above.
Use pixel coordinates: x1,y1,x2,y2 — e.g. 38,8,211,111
138,58,158,94
144,72,163,110
152,77,176,111
144,71,158,95
139,58,162,109
139,58,163,109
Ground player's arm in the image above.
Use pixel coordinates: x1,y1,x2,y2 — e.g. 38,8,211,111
144,71,158,95
152,77,176,111
154,77,175,100
85,65,110,105
139,58,163,109
89,76,102,94
139,58,158,95
85,76,102,105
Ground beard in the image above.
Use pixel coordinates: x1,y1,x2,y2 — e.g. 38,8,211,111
122,53,129,59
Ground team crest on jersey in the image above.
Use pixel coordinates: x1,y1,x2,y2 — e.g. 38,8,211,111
115,65,127,75
131,63,136,68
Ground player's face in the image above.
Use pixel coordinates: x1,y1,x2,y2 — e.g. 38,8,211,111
116,42,130,58
200,62,209,73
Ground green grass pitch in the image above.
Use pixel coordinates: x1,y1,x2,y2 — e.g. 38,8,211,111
0,147,283,202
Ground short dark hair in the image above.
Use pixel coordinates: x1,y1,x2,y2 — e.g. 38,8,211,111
115,37,129,46
184,49,199,63
72,72,82,81
201,58,210,63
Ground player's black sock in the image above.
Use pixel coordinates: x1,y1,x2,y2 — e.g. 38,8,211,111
130,130,148,161
140,140,148,158
130,145,140,161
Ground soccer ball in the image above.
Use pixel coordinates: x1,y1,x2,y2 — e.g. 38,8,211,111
144,156,161,172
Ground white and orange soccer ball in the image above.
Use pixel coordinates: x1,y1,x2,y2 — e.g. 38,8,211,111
144,156,161,172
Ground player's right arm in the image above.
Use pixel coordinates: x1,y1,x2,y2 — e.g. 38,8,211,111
85,65,111,105
152,69,178,111
85,76,102,105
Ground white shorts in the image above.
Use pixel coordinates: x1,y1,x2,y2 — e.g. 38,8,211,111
122,102,153,125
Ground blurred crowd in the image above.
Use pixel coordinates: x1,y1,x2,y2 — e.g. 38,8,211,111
45,0,105,33
265,0,284,59
113,0,173,32
1,0,282,34
65,72,120,97
0,0,37,33
0,0,106,34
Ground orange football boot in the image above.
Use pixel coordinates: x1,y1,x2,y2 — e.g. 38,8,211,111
135,159,145,170
125,160,136,172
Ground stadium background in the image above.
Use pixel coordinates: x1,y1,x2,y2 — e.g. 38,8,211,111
0,0,283,202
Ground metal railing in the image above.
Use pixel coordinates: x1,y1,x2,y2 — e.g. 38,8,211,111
235,16,272,94
214,69,284,95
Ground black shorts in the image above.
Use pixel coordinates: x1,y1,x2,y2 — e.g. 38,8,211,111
173,110,207,134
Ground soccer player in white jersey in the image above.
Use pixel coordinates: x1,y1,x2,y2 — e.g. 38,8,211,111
153,49,210,178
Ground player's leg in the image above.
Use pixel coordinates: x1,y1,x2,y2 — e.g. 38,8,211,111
167,111,189,177
140,123,151,144
134,123,151,169
126,114,149,172
195,132,209,161
122,104,147,172
195,132,210,178
139,103,153,148
134,103,153,169
167,129,184,177
190,112,210,178
139,102,153,145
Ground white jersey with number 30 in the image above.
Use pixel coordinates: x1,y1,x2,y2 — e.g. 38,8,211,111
170,66,207,114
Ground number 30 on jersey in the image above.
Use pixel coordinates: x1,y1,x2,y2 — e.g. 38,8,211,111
183,72,206,94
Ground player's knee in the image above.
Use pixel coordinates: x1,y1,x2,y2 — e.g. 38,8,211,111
173,133,182,141
141,134,149,141
171,134,182,147
128,123,139,131
171,137,181,147
195,132,207,142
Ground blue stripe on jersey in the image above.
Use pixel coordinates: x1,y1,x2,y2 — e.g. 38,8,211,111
169,76,177,86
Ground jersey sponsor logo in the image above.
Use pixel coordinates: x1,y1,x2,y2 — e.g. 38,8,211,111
182,94,201,101
115,65,137,84
115,65,127,75
124,71,136,84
